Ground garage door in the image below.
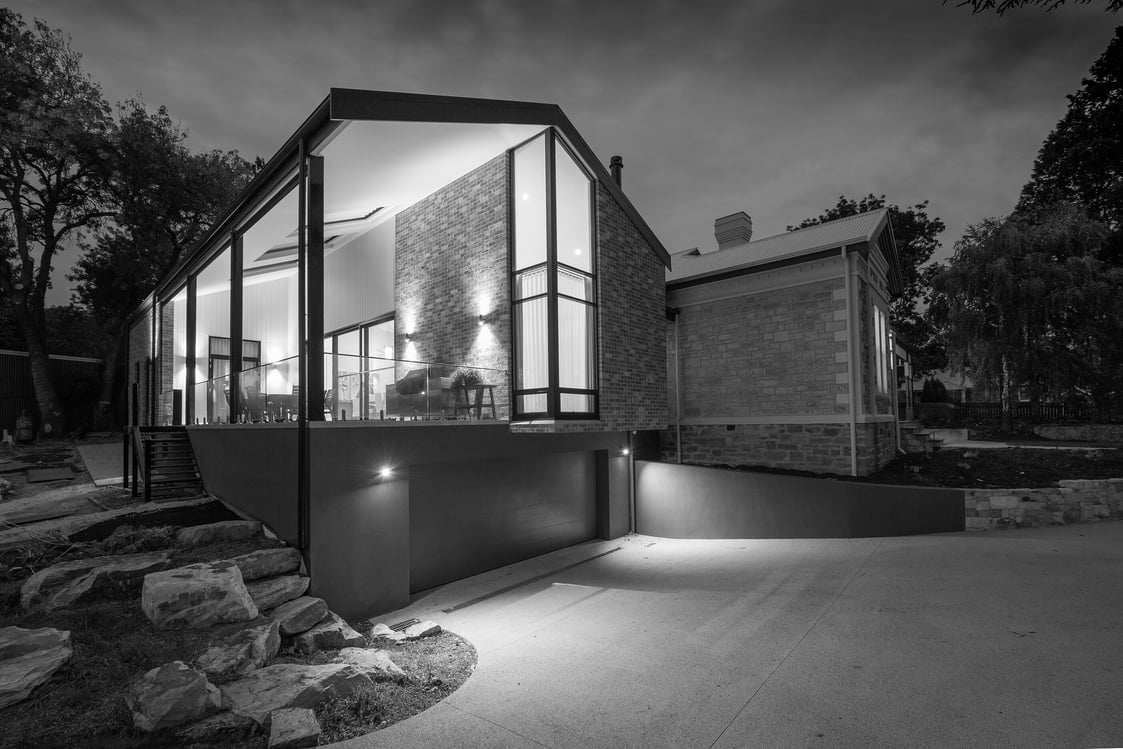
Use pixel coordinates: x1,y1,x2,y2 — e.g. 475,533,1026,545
409,451,596,592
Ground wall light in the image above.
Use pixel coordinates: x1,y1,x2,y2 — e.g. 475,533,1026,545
379,466,393,479
621,448,630,456
405,333,412,344
478,314,486,327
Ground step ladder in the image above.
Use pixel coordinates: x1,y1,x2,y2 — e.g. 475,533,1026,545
131,426,204,501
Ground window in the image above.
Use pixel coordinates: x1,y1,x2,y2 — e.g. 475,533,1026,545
874,306,889,395
511,130,597,419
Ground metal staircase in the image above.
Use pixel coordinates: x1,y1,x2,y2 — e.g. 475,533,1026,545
131,426,204,500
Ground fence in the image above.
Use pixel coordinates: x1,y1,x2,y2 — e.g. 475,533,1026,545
914,400,1123,427
0,349,104,435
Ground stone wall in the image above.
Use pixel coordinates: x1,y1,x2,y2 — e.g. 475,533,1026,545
1032,424,1123,443
965,478,1123,530
661,422,852,475
395,153,511,420
672,278,848,420
855,420,897,475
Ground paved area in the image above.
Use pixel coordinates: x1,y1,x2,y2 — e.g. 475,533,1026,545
334,524,1123,749
75,439,126,486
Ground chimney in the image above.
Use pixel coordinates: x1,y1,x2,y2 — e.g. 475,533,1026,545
609,155,623,187
713,212,753,251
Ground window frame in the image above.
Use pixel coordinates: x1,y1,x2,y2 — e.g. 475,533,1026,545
510,128,599,420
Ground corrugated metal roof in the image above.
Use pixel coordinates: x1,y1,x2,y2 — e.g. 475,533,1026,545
668,208,890,284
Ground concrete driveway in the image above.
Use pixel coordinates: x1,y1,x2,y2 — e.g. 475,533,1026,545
333,524,1123,749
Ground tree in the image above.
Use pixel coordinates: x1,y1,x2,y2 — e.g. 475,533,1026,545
932,205,1120,430
950,0,1122,13
788,194,948,374
70,99,258,428
0,9,113,436
1016,27,1123,263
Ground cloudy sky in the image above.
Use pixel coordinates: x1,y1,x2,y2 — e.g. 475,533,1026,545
6,0,1117,302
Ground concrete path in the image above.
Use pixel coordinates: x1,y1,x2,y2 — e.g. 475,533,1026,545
334,524,1123,749
75,439,126,486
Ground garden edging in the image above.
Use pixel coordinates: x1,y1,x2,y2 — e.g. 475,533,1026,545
965,478,1123,530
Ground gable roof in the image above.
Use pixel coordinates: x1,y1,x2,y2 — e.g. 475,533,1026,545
153,89,668,301
668,208,903,294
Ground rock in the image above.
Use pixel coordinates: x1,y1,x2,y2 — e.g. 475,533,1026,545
268,707,321,749
291,612,366,654
368,622,394,637
127,661,222,732
221,663,373,725
229,548,302,582
176,520,262,547
368,623,409,644
141,561,258,630
174,710,256,743
0,626,73,710
20,552,172,611
196,619,281,678
269,596,329,636
247,574,309,610
404,620,441,639
336,647,407,678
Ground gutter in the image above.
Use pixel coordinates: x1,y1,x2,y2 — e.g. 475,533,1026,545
842,247,858,477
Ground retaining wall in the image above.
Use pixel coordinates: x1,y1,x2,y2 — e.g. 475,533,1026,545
965,478,1123,530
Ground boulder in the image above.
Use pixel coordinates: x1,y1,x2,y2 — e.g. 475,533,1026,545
176,520,262,547
196,619,281,678
336,647,406,678
20,552,172,611
141,561,258,630
291,612,366,654
220,663,373,725
0,626,73,710
368,622,409,644
269,597,328,636
404,620,442,639
246,574,309,610
174,710,255,744
267,706,321,749
229,548,302,582
127,660,222,733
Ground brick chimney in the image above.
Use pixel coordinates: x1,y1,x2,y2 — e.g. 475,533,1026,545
713,212,753,251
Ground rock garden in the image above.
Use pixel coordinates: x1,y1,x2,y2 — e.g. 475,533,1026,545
0,514,476,748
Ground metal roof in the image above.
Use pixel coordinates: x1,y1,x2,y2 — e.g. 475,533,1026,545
668,208,894,286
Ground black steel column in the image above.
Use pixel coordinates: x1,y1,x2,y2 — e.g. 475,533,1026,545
307,156,325,420
230,232,244,422
185,276,197,423
297,141,310,562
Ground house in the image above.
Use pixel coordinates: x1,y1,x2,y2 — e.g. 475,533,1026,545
663,209,903,476
125,89,669,618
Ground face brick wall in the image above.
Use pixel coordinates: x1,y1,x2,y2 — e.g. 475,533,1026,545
662,422,853,475
127,309,153,426
395,153,511,419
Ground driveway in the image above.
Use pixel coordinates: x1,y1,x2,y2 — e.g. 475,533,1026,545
333,524,1123,749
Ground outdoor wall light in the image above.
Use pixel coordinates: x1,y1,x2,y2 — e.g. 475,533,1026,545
621,448,630,456
478,314,486,326
379,466,393,479
405,333,413,344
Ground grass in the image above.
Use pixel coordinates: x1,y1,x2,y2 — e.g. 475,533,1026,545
0,525,477,748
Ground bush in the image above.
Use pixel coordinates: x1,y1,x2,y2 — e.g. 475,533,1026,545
921,378,949,403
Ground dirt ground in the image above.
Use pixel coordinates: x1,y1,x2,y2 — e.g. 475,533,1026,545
860,445,1123,488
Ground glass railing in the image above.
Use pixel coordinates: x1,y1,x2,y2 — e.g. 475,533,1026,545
187,354,509,424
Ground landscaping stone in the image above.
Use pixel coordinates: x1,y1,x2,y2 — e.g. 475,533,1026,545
127,660,222,733
229,547,302,582
269,596,328,636
291,612,366,654
174,710,256,744
176,520,262,547
196,619,281,678
20,552,172,611
336,647,407,678
220,663,373,725
141,560,258,630
404,620,442,639
0,626,73,710
247,574,309,610
267,707,321,749
368,622,409,643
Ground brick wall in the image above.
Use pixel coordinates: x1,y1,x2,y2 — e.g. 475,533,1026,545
395,153,511,420
127,308,153,426
965,478,1123,530
157,302,175,425
591,181,666,432
661,423,852,475
673,278,848,420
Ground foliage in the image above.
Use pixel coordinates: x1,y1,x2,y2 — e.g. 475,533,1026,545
1016,27,1123,263
920,378,949,403
0,9,114,435
931,205,1122,428
450,367,483,388
949,0,1122,12
788,194,947,375
0,302,103,358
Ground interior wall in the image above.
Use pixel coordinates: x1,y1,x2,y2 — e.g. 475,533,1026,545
324,220,395,334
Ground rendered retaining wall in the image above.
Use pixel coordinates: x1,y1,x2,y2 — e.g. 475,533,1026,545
965,478,1123,530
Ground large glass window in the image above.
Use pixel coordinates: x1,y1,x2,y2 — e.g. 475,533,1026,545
511,130,597,419
193,246,230,423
